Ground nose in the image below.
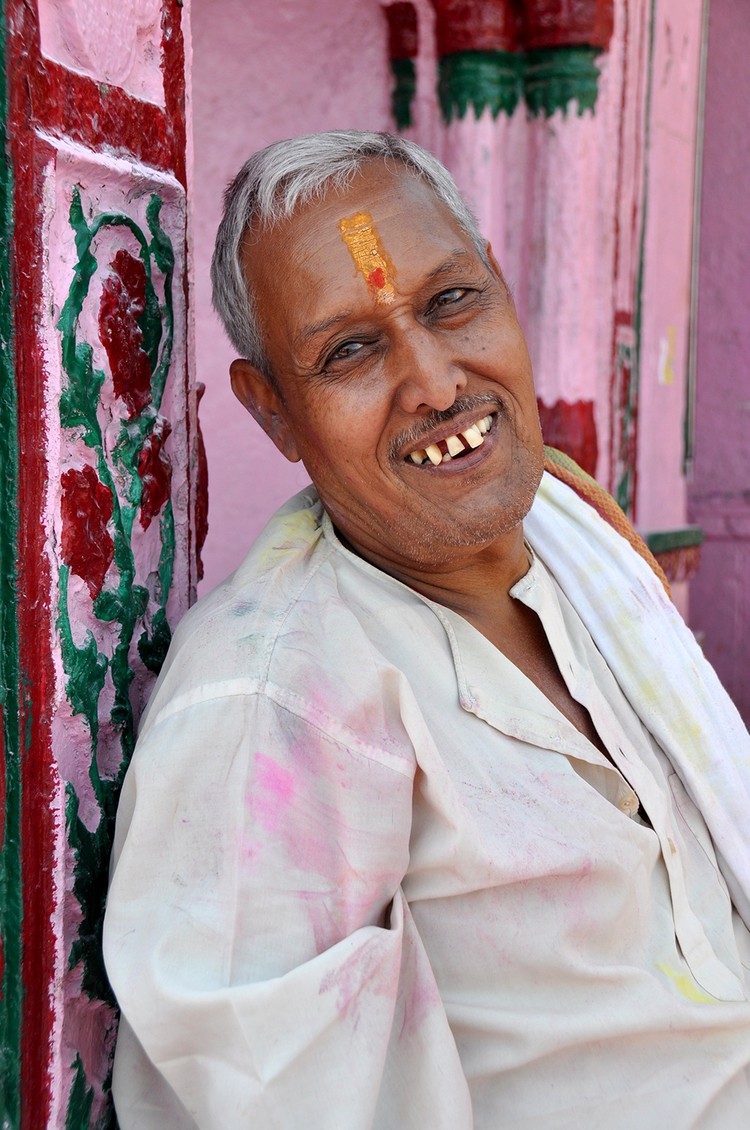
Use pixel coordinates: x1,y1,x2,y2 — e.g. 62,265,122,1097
393,326,468,414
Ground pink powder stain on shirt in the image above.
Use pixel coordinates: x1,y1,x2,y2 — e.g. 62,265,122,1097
398,929,442,1040
319,932,399,1028
251,752,296,833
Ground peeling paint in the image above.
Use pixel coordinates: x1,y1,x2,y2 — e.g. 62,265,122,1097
0,1,23,1124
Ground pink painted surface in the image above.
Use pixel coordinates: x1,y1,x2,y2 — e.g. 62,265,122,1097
635,2,702,533
439,109,527,291
37,0,165,105
43,141,191,1123
688,0,750,723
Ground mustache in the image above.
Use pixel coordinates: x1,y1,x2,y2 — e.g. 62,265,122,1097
389,393,501,460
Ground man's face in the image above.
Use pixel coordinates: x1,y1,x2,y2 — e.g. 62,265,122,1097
232,162,544,574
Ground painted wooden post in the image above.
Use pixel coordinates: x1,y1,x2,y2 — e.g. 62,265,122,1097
429,0,524,264
382,3,420,131
0,1,197,1126
513,1,614,478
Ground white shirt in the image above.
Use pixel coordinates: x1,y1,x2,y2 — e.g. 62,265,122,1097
104,486,750,1129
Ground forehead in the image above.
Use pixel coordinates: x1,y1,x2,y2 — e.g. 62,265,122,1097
243,163,478,323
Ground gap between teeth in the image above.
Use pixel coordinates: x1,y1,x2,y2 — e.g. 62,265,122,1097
409,415,493,466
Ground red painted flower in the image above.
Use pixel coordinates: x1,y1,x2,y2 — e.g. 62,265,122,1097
138,416,173,529
99,249,153,419
60,465,115,597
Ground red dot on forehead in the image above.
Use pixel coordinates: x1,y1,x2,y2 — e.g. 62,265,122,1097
368,267,387,290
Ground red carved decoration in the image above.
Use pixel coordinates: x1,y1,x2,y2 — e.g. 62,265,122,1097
383,2,418,59
430,0,519,56
195,383,209,581
537,397,599,478
519,0,614,52
60,465,115,597
138,416,173,530
99,250,152,420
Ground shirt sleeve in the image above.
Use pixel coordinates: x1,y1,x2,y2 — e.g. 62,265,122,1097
103,688,472,1129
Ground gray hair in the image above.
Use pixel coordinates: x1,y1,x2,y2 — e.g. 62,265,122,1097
210,130,488,381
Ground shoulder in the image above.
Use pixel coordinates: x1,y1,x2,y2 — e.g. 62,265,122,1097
138,488,421,760
542,446,670,596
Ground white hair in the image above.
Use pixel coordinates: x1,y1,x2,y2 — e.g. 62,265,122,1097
210,130,488,382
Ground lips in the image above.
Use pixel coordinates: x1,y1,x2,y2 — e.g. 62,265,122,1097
406,413,494,466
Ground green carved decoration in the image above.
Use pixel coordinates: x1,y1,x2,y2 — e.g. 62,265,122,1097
524,45,603,118
438,50,523,122
57,186,177,1127
390,57,417,130
436,45,605,123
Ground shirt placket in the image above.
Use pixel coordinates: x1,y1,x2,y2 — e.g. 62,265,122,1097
521,564,746,1003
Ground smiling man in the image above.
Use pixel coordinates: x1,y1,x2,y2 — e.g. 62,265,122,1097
104,132,750,1129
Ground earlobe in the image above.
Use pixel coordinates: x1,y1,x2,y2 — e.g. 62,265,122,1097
230,359,301,463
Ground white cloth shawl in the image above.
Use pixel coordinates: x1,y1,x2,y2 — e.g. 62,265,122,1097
527,472,750,926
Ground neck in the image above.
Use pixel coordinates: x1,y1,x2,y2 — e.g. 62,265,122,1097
337,523,532,619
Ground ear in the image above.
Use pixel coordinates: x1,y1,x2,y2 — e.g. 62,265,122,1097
230,359,301,463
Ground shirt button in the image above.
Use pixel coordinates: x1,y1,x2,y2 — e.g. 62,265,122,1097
618,792,639,817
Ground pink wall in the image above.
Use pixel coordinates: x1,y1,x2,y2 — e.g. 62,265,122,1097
688,0,750,722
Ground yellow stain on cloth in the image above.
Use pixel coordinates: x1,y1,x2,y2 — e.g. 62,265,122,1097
657,963,721,1005
339,211,396,303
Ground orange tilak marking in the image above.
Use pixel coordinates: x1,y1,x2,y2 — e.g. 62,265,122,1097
338,211,396,303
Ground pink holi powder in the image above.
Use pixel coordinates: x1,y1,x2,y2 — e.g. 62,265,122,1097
251,752,295,833
398,929,441,1040
319,933,398,1029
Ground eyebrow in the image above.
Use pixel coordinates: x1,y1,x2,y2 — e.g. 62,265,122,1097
424,249,480,280
294,249,483,349
294,310,359,351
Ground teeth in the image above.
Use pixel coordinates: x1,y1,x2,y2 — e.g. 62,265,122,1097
462,424,484,448
408,415,493,466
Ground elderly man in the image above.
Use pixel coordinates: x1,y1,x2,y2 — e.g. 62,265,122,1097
104,131,750,1129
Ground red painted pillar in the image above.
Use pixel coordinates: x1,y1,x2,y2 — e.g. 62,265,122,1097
0,1,198,1126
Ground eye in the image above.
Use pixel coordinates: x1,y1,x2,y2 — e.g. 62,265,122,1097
436,286,469,305
328,339,365,363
